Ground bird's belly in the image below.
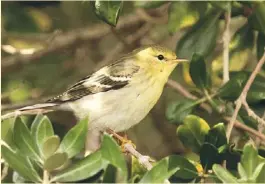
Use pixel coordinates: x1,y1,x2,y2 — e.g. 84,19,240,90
69,81,163,132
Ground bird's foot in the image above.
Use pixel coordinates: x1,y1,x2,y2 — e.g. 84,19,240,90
106,129,136,153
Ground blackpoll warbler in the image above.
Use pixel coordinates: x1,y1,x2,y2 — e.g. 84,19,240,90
5,45,188,153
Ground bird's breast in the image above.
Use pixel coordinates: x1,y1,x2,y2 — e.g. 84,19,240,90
69,75,166,132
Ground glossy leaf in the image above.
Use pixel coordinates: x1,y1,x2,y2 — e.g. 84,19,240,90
1,145,41,182
200,143,222,170
238,163,247,181
189,53,209,89
248,2,265,34
212,164,238,183
102,164,117,183
172,155,198,180
134,1,167,9
13,117,41,161
176,9,221,60
44,152,68,171
168,2,198,34
257,32,265,62
251,162,265,182
241,143,259,178
177,115,210,153
256,162,265,183
218,72,265,104
59,118,88,158
205,123,227,148
101,133,127,182
140,157,177,183
140,155,197,182
51,151,107,182
42,135,60,158
31,115,54,150
166,99,197,124
210,1,231,11
1,118,16,148
93,0,123,26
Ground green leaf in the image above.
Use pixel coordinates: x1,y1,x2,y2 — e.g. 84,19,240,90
51,151,107,182
251,162,265,182
166,99,197,124
134,1,167,9
103,164,117,183
241,143,259,178
189,53,209,89
59,118,88,158
210,1,231,11
248,2,265,34
257,32,265,62
205,123,227,148
44,152,68,171
13,117,41,162
172,156,198,180
256,162,265,183
177,115,210,153
200,143,222,170
168,2,198,34
238,163,247,181
31,115,54,151
1,118,16,148
101,133,127,182
218,72,265,104
176,9,221,60
212,164,238,183
1,145,41,182
93,0,123,26
140,157,178,183
140,155,197,183
42,135,60,158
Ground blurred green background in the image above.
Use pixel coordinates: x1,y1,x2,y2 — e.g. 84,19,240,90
1,1,264,160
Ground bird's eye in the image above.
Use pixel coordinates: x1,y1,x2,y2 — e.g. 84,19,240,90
157,54,164,60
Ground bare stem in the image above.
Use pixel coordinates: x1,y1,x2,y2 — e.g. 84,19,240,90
222,8,231,84
43,170,50,184
226,52,265,141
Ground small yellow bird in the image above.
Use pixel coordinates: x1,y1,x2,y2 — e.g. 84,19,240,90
3,45,188,154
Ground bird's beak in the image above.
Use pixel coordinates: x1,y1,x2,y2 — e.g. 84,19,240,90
169,58,189,64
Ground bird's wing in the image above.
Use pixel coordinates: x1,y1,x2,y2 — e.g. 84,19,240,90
47,58,140,103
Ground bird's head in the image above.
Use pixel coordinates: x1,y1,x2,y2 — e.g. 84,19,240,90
134,45,188,80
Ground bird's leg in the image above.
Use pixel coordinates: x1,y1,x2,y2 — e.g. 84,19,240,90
106,129,136,153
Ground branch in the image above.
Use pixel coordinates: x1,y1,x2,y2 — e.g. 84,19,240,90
226,52,265,141
222,8,231,84
242,101,265,126
166,79,265,144
166,79,212,113
1,13,146,73
123,143,153,170
1,109,53,121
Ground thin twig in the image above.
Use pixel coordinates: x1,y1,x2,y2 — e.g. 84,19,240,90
43,170,50,184
166,78,265,143
166,79,212,113
255,111,265,146
123,143,153,170
242,101,265,126
222,8,231,84
1,109,53,121
226,52,265,141
1,163,9,181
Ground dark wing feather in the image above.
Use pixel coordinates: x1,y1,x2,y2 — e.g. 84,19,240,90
47,58,139,103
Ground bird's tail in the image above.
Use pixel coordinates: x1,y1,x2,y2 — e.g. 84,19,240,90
1,103,59,120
